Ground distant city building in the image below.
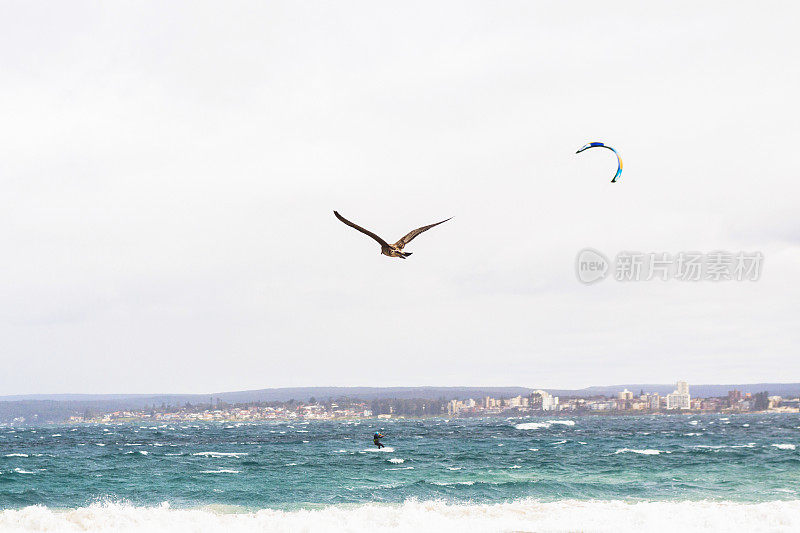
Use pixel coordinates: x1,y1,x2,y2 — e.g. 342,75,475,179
617,389,634,401
533,390,559,411
508,395,529,408
728,390,742,406
647,393,661,410
666,381,691,409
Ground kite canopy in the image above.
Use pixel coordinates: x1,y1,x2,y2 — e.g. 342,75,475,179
576,142,622,183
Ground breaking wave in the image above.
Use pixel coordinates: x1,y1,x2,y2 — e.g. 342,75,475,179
614,448,667,455
1,499,799,532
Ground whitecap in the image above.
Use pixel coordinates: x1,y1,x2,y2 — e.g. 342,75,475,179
515,422,550,430
772,444,796,450
387,466,414,471
192,452,248,458
200,469,240,474
614,448,666,455
4,453,27,457
388,458,404,464
547,420,575,426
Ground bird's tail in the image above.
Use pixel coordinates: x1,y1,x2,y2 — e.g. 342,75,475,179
400,252,412,259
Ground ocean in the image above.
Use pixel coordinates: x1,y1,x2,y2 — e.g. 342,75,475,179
1,414,799,532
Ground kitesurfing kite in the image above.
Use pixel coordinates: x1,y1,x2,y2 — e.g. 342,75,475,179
333,211,451,259
576,142,622,183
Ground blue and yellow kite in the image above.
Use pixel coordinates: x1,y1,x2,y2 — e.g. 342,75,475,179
576,142,622,183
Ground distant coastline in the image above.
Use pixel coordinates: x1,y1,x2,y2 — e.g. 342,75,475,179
2,382,798,424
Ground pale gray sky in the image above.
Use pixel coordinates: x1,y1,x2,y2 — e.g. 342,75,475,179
1,1,798,394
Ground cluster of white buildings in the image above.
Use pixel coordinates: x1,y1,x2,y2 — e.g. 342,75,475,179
447,390,560,415
447,382,697,415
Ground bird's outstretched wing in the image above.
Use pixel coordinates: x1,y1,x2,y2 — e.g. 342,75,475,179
394,217,452,249
334,211,390,248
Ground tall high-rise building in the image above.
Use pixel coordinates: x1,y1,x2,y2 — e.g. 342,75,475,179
666,381,691,409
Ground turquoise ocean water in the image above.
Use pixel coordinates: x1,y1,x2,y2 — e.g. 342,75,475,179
1,414,799,531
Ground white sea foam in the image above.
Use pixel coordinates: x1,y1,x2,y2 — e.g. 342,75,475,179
387,466,414,471
4,453,28,457
514,422,550,430
192,452,248,458
388,458,404,464
199,469,240,474
13,468,35,474
547,420,575,426
614,448,667,455
772,443,796,450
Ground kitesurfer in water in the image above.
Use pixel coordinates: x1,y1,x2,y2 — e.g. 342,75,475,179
373,432,385,449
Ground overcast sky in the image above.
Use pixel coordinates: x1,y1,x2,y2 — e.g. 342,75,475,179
1,1,798,395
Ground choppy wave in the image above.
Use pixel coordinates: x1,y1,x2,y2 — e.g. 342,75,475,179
514,422,550,430
614,448,667,455
192,452,248,458
2,500,798,532
547,420,576,426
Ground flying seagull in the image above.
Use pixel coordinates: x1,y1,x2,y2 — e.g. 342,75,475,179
333,211,452,259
